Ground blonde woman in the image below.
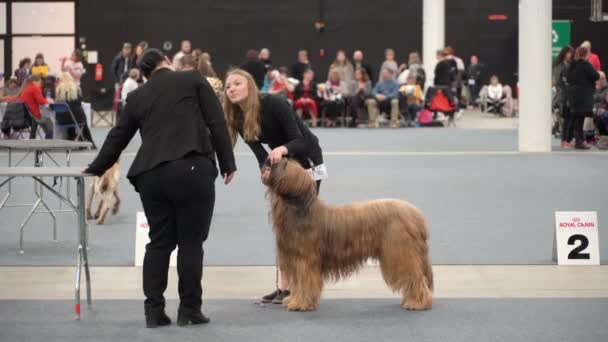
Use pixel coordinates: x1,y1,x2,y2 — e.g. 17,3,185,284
328,50,354,94
197,57,223,99
224,69,326,304
55,72,96,147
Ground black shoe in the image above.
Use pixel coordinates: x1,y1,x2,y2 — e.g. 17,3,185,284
261,289,281,304
177,310,210,326
145,311,171,328
272,290,291,304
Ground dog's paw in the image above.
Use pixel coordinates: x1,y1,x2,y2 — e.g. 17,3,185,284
287,301,317,312
86,212,93,220
282,296,292,306
96,218,105,225
111,207,119,215
402,300,432,311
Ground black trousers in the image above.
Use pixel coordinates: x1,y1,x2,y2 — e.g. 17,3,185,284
571,115,586,146
562,107,574,143
136,154,217,313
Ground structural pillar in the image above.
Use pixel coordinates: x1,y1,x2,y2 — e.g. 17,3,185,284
423,0,445,88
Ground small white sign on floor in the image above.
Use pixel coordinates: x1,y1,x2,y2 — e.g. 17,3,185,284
554,211,600,265
135,212,177,267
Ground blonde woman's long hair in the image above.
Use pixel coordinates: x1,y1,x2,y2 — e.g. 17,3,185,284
223,69,261,145
55,72,81,102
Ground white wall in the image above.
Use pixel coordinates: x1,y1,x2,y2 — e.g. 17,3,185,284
12,2,74,34
0,2,6,34
12,36,75,76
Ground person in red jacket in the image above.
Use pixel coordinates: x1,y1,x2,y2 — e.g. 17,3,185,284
18,75,54,139
581,41,601,71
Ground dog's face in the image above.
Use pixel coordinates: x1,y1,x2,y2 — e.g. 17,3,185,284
266,159,317,206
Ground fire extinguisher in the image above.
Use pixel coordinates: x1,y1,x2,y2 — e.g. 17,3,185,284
95,64,103,81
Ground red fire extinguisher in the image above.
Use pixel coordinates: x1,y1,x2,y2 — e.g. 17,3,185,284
95,64,103,81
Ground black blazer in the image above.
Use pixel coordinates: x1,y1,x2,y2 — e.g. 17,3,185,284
243,95,323,170
85,69,236,187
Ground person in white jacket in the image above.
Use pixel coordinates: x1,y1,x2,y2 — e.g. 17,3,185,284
487,75,504,114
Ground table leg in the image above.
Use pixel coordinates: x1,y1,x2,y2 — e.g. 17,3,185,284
75,244,82,320
76,177,92,309
1,149,12,210
19,198,42,254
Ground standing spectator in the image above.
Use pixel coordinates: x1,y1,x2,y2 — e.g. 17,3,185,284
111,43,136,85
347,68,372,126
434,49,457,87
240,49,266,89
553,46,574,140
445,46,465,107
18,75,54,138
198,58,223,99
178,55,197,71
328,50,355,95
581,41,601,71
378,48,398,81
565,47,600,149
319,69,348,127
55,72,96,147
31,53,49,79
259,48,272,72
291,50,312,82
595,72,608,149
407,52,426,88
353,50,374,84
172,40,192,69
466,55,484,107
61,50,86,85
135,41,148,64
366,68,400,128
14,58,32,86
293,68,319,127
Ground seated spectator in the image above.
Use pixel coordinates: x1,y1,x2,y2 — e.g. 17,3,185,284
399,75,424,126
2,78,21,99
486,75,504,114
172,40,192,69
366,68,400,128
259,48,273,72
293,68,319,127
14,58,32,87
269,67,296,101
594,71,608,149
178,55,197,71
31,53,49,79
18,75,54,139
353,50,375,85
55,72,96,148
319,68,349,127
347,68,372,127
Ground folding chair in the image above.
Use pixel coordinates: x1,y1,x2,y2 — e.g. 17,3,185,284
1,102,34,139
51,102,85,141
91,87,116,127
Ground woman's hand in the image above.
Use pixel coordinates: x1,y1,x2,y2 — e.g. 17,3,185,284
223,171,236,185
268,146,288,165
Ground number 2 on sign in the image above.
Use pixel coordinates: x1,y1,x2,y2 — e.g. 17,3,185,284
567,234,590,260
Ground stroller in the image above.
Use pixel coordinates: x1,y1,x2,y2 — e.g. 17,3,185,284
424,86,457,126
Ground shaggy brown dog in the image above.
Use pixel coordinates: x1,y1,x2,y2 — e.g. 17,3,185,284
265,159,433,312
86,162,120,225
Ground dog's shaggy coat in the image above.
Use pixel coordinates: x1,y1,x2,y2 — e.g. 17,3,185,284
86,162,120,225
266,159,433,311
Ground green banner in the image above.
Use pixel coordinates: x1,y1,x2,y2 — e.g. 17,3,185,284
552,21,571,59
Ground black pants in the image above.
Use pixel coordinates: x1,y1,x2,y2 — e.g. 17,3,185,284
136,154,217,314
67,125,96,146
562,107,574,143
571,115,586,146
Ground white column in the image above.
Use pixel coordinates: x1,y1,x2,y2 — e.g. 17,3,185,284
518,0,553,152
423,0,445,88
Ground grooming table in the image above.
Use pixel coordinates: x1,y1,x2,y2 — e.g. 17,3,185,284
0,140,92,252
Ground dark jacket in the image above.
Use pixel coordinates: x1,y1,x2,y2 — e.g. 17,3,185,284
566,59,600,115
1,102,31,135
243,95,323,170
85,69,236,188
434,59,457,87
111,53,137,84
240,58,266,89
291,62,311,82
354,61,375,84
